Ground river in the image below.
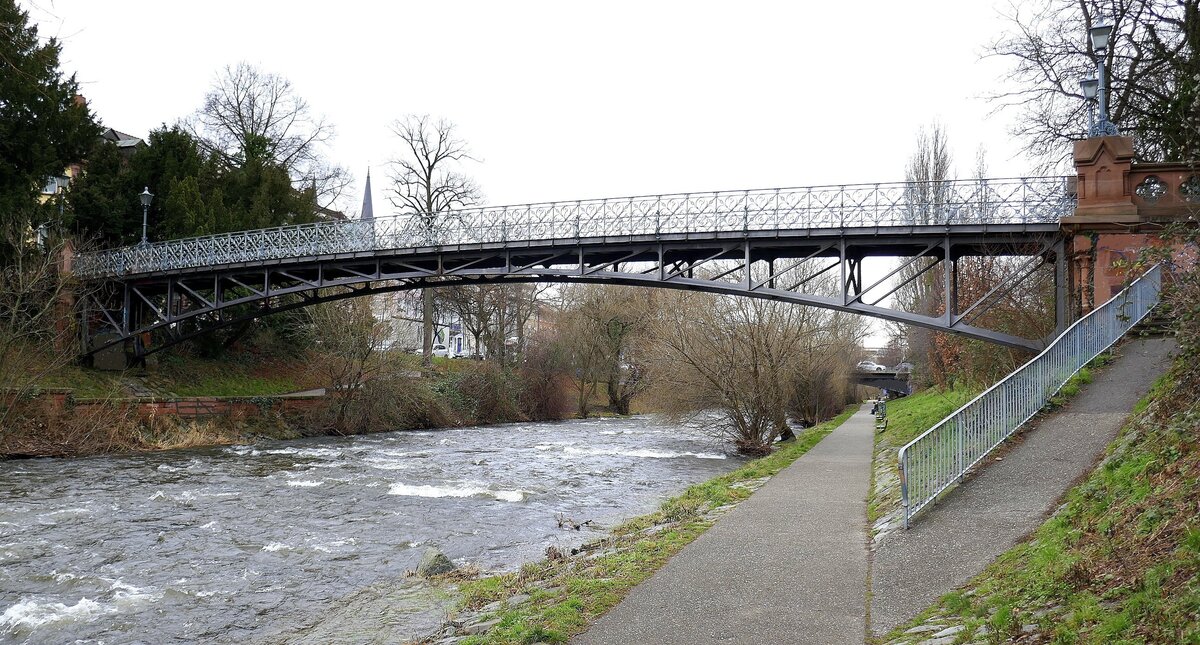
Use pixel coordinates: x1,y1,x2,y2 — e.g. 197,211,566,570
0,416,743,644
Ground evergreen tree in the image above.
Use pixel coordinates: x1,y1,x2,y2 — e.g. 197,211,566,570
66,139,140,244
0,0,99,252
68,124,316,245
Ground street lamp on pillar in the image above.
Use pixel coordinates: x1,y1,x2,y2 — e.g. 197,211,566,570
1079,76,1099,132
139,187,154,246
1085,22,1119,137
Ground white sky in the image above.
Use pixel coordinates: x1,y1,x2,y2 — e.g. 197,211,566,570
29,0,1043,215
29,1,1061,347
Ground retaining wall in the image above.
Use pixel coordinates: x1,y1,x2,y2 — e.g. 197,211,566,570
28,389,325,421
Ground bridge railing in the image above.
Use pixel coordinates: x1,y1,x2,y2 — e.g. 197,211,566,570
897,263,1163,528
72,176,1073,279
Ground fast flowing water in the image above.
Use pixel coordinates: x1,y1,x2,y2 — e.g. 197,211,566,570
0,416,742,644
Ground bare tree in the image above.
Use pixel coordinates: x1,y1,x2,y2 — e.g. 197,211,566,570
787,312,866,427
187,62,351,208
388,115,481,368
892,124,953,384
558,284,656,416
650,292,840,456
0,222,83,429
307,299,392,434
989,0,1198,167
488,283,549,364
437,284,497,359
890,136,1055,386
557,306,605,418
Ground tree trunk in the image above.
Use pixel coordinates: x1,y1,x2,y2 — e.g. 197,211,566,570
606,375,631,415
422,288,434,369
471,330,483,359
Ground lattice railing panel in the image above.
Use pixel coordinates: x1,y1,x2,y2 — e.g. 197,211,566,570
73,177,1073,279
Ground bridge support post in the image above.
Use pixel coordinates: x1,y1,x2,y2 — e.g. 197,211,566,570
1061,134,1192,313
1054,237,1070,334
942,237,953,327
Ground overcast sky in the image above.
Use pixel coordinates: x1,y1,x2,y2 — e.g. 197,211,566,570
28,0,1052,217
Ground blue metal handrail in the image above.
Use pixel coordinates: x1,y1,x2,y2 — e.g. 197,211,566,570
897,263,1162,527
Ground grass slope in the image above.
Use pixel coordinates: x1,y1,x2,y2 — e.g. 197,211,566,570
451,407,858,644
39,353,310,398
878,386,978,452
869,387,978,527
885,369,1200,644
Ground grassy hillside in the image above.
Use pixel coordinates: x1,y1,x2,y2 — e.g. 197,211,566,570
884,366,1200,643
38,351,318,399
878,387,978,451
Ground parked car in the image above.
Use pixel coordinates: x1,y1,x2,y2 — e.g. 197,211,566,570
894,362,914,373
432,343,451,358
856,360,885,372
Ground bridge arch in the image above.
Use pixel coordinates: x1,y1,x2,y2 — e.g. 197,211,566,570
74,177,1075,358
81,230,1067,357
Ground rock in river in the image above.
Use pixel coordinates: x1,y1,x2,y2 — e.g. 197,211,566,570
416,548,458,577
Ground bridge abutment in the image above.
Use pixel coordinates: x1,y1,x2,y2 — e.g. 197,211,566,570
1063,135,1195,313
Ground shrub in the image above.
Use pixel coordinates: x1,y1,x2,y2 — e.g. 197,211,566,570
451,362,524,424
518,340,573,421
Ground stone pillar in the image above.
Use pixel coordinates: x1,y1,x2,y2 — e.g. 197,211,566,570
54,239,76,354
1062,136,1159,312
1069,136,1138,223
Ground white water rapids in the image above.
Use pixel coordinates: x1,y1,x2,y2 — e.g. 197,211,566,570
0,416,742,643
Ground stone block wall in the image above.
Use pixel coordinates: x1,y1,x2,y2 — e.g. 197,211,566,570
32,391,325,422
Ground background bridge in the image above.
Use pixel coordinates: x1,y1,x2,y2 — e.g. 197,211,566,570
73,176,1075,357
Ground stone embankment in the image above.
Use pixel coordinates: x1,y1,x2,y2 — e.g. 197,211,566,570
28,388,325,421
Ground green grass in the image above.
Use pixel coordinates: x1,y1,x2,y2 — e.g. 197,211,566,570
868,387,979,525
878,386,978,450
166,372,301,397
885,370,1200,644
452,407,858,644
38,353,306,399
39,364,127,398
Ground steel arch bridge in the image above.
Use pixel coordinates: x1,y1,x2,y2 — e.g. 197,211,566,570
71,177,1075,358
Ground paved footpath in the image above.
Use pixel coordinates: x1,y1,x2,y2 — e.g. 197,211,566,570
574,404,876,645
870,337,1176,636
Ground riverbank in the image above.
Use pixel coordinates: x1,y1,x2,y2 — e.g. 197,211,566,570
2,350,578,458
411,407,856,644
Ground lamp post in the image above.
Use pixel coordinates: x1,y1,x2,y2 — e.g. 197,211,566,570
139,187,153,246
1083,21,1119,137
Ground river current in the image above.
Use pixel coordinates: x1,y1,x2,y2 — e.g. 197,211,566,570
0,416,742,644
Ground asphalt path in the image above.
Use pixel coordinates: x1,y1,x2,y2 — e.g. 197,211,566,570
869,337,1176,636
574,403,876,645
571,337,1174,643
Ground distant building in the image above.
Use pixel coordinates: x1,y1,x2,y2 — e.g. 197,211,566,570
40,99,145,206
100,127,147,157
360,169,374,221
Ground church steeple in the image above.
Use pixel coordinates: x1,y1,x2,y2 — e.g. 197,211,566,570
360,168,374,221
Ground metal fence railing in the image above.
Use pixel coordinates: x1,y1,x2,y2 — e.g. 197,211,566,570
897,263,1163,528
71,176,1073,279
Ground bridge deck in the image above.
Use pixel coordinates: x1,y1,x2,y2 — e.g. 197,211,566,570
73,176,1071,280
